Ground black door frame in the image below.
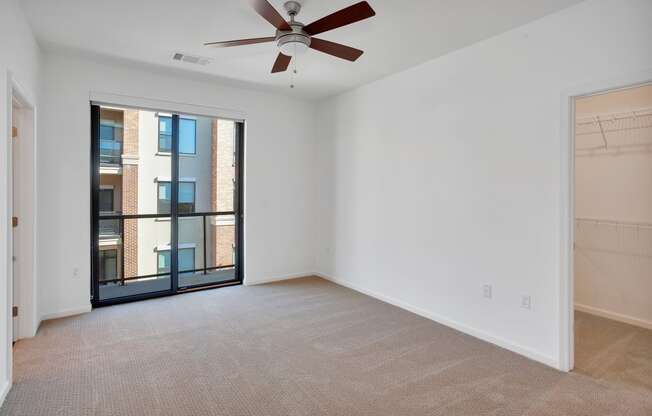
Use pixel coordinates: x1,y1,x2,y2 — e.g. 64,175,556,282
90,104,244,307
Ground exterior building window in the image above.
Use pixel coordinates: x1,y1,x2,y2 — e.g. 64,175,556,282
157,181,195,214
99,189,114,212
158,182,171,214
100,120,122,142
158,116,196,154
179,118,197,154
157,248,195,274
100,124,116,141
158,250,170,273
100,249,118,282
158,116,172,152
178,182,196,213
99,122,123,165
98,188,119,237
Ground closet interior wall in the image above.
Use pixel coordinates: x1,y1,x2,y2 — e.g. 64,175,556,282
574,84,652,329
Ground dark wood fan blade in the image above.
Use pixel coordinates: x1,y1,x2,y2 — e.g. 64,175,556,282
309,38,363,61
271,53,292,73
248,0,291,31
204,36,276,47
304,1,376,36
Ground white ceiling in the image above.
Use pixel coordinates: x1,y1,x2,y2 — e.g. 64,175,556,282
21,0,583,100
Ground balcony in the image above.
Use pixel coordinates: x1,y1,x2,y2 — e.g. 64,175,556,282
99,217,121,239
100,139,122,166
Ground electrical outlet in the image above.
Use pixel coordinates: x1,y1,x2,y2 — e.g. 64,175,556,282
73,267,79,279
521,295,531,310
483,285,492,299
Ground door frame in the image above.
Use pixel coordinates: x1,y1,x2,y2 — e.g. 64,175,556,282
6,73,38,342
558,69,652,372
89,97,245,307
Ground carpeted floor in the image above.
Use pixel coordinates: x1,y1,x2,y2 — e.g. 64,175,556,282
574,310,652,392
1,277,651,415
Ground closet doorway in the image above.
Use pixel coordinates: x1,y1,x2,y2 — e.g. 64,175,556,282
573,83,652,390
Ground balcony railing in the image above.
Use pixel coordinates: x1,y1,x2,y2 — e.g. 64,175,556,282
98,211,237,287
100,139,122,165
99,217,121,238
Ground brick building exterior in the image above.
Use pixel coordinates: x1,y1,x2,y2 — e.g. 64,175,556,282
121,110,139,278
211,119,236,267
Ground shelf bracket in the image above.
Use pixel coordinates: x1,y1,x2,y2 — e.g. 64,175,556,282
595,116,608,149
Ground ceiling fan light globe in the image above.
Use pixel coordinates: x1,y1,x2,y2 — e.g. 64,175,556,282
280,41,309,56
277,32,311,57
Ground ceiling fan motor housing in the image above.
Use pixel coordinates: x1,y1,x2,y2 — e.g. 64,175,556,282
276,22,311,56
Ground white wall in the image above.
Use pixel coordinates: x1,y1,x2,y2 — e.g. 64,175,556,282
0,0,41,403
315,0,652,369
575,85,652,329
38,52,319,318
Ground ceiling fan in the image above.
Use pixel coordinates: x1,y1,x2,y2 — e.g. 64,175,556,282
204,0,376,73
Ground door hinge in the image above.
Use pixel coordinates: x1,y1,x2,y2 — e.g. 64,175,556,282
12,217,18,228
12,306,18,317
12,126,18,138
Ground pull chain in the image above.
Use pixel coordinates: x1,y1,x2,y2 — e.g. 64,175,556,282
291,44,298,89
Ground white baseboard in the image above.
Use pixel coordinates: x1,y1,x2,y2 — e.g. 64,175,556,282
34,317,42,336
575,303,652,330
40,304,92,322
316,273,560,370
244,272,316,286
0,379,10,408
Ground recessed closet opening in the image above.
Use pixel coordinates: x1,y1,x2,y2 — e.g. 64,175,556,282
90,103,244,307
573,83,652,389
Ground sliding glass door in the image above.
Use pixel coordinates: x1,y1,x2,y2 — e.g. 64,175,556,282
91,104,244,306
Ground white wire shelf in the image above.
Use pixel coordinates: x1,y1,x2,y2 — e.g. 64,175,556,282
575,106,652,153
576,217,652,230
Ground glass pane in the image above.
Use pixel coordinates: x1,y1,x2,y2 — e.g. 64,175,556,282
99,218,121,239
206,214,236,268
179,182,194,202
176,116,237,289
159,116,172,152
100,125,114,141
97,214,172,301
95,108,240,303
153,249,194,274
157,250,171,273
179,118,196,154
178,182,195,213
159,116,172,134
99,249,118,282
177,215,236,288
205,214,236,283
99,189,114,212
179,248,195,272
215,119,235,213
99,112,123,165
158,182,171,214
177,116,235,213
178,216,202,272
99,107,170,216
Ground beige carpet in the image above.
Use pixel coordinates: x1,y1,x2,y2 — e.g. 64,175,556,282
2,277,651,416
